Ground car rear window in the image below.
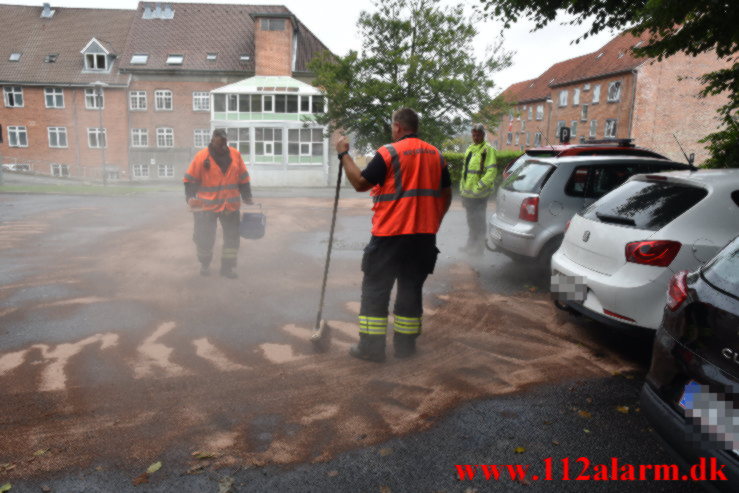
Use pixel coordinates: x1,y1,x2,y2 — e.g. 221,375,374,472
581,179,708,231
565,163,689,199
702,236,739,297
503,162,554,193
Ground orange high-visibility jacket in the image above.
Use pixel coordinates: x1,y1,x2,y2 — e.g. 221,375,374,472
183,147,250,213
370,137,447,236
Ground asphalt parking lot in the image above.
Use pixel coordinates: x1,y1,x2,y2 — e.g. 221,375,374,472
0,184,709,492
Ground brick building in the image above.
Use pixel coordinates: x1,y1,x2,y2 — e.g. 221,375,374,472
491,31,731,165
0,2,332,185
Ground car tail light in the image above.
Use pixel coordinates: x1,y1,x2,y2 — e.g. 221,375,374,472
625,240,681,267
519,197,539,222
666,270,689,311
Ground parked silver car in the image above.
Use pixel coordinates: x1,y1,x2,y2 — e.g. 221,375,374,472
487,155,691,266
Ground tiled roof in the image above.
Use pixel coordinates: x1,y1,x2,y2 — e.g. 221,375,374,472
119,2,331,74
499,30,652,103
0,5,134,86
551,31,650,87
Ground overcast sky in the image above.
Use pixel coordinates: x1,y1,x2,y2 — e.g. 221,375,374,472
4,0,619,93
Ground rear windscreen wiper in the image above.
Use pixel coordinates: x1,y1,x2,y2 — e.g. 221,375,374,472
595,212,636,226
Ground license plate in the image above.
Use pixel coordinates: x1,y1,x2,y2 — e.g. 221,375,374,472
551,272,586,303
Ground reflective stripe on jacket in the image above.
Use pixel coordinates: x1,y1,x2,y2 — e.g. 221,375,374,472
183,147,250,212
460,142,497,199
370,137,446,236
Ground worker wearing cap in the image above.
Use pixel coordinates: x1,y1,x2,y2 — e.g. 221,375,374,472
336,108,452,362
459,123,497,256
183,129,253,279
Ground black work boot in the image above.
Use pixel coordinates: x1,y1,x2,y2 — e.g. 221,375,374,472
393,332,417,358
349,334,386,362
220,266,238,279
200,263,210,276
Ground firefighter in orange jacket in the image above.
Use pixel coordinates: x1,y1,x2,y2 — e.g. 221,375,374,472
336,108,452,362
183,129,252,279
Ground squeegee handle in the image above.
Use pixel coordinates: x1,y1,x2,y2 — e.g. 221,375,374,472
315,161,343,328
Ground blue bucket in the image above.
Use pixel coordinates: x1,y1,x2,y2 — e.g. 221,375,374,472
240,204,266,239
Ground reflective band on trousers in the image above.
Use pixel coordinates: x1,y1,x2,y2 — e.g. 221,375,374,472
222,247,238,260
393,314,421,335
359,315,388,335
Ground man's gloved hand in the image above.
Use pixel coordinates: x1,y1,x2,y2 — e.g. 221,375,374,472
243,197,254,205
188,198,204,211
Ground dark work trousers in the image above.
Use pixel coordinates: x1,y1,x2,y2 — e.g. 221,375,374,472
462,196,488,249
192,210,241,270
359,235,439,337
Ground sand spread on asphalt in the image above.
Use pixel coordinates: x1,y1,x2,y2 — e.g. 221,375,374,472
0,196,639,480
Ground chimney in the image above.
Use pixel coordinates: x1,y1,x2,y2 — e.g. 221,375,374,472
253,14,295,76
41,3,55,18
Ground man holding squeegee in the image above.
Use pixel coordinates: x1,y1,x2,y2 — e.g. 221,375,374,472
336,108,452,362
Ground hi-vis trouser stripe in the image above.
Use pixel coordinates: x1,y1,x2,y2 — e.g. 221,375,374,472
358,315,388,335
222,247,238,260
393,315,422,335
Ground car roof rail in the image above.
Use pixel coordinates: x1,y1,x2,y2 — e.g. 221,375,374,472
582,138,635,147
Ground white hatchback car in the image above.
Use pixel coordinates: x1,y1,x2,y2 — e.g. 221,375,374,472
551,169,739,330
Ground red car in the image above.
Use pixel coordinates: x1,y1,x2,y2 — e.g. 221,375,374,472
502,139,670,180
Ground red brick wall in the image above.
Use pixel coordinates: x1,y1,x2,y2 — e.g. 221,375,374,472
490,100,552,151
254,18,293,76
631,51,732,165
0,86,128,179
548,72,636,143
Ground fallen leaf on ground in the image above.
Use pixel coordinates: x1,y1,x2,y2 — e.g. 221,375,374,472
578,410,592,419
380,487,391,493
146,462,162,474
218,476,234,493
192,452,215,460
378,448,392,457
616,406,630,414
0,483,11,493
186,464,206,475
327,470,339,477
132,474,149,486
583,429,591,434
33,449,49,457
514,447,525,454
41,486,51,493
552,440,560,446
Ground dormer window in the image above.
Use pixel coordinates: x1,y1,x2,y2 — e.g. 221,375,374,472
130,54,149,65
45,54,58,63
260,18,285,31
239,54,250,63
166,54,184,65
207,53,217,61
86,54,107,70
9,53,21,62
81,38,112,72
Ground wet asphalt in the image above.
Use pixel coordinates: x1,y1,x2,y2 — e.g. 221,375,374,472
0,182,712,493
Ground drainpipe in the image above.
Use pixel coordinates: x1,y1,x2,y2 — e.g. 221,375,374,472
627,68,639,139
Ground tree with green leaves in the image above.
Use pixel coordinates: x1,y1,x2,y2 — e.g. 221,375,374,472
309,0,511,152
476,0,738,167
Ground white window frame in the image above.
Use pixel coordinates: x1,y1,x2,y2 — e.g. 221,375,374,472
558,90,568,107
581,104,589,122
506,132,512,145
604,119,618,138
51,163,70,177
85,53,108,71
520,120,526,132
592,84,601,104
166,54,184,65
131,128,148,148
535,104,544,121
132,164,149,178
573,88,580,106
87,127,107,148
299,95,311,114
192,92,210,112
193,128,209,148
157,127,174,148
589,120,598,138
158,164,174,178
85,88,104,109
130,54,149,65
607,81,622,103
44,88,64,108
534,132,542,147
555,120,566,138
570,121,578,137
262,95,274,113
3,86,24,107
129,91,147,111
8,126,28,147
48,127,68,148
154,89,173,111
528,106,533,120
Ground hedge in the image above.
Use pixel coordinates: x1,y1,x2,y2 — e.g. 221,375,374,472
443,149,524,183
